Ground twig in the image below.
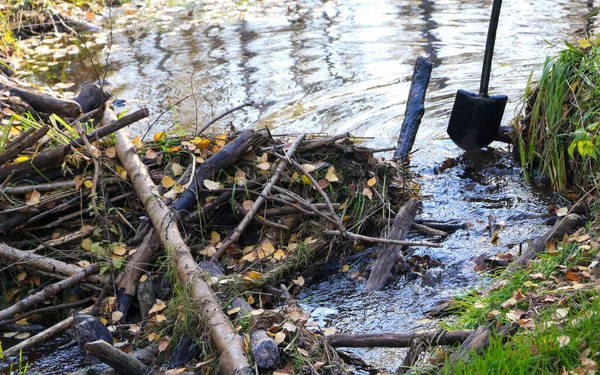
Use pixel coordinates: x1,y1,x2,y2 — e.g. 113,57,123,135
323,230,442,248
232,201,290,231
196,101,255,136
211,134,306,261
302,132,350,150
74,120,101,219
0,297,93,326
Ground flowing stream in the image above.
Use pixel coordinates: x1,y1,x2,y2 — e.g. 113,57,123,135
2,0,599,373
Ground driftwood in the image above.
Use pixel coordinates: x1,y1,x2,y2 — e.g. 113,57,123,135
3,306,93,357
394,55,432,161
0,243,110,286
0,108,149,182
506,213,584,272
365,198,421,292
0,264,99,322
8,85,82,118
85,340,149,375
115,129,252,375
327,330,473,348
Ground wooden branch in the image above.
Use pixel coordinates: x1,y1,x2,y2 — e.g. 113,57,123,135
0,108,149,182
411,222,448,237
233,201,290,231
196,101,254,136
115,129,252,375
449,322,519,364
0,297,93,326
394,55,432,161
506,214,583,272
323,230,440,248
302,132,350,150
0,125,49,165
0,243,110,286
327,330,473,348
397,336,428,374
212,134,306,261
365,198,421,292
173,129,268,213
0,265,99,322
85,340,149,375
3,306,92,357
8,86,82,118
31,226,94,252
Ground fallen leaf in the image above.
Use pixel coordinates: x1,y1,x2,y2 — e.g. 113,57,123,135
227,307,241,315
293,276,305,286
113,245,127,256
367,176,377,187
129,324,141,333
531,273,545,280
273,249,286,261
578,38,592,49
262,243,276,256
105,147,117,158
340,264,350,272
17,272,26,281
203,179,221,190
474,300,487,309
362,187,373,200
242,200,254,210
542,295,558,303
242,251,257,262
301,163,316,172
247,271,263,279
26,190,41,205
273,331,286,344
325,165,338,182
155,314,167,323
215,133,227,147
15,332,31,340
77,260,91,268
506,309,524,322
132,136,143,149
140,274,148,282
149,300,167,314
15,318,29,325
210,231,221,244
282,322,297,332
171,163,184,176
161,176,176,188
256,162,271,170
154,132,165,141
158,338,169,352
520,318,535,329
165,368,186,375
111,311,124,323
555,308,569,319
566,271,582,282
501,297,518,309
557,335,570,348
3,332,18,338
145,148,158,159
247,295,255,305
297,348,309,357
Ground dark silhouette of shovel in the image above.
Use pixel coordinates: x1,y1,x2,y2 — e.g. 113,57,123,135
447,0,507,150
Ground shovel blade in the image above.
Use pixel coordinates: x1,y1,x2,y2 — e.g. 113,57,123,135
447,89,508,150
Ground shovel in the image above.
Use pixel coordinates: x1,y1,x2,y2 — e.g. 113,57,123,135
447,0,507,150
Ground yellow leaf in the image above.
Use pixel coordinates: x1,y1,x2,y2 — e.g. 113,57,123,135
165,368,186,375
199,246,216,256
273,249,286,261
215,133,227,147
261,242,276,256
77,260,91,268
362,187,373,200
14,155,29,163
340,264,350,272
15,318,29,325
210,231,221,244
191,136,211,149
301,163,316,172
578,38,592,49
148,332,158,342
84,180,94,189
132,136,143,149
113,245,127,256
17,272,27,281
301,175,312,185
155,314,167,323
26,190,41,205
227,307,241,315
161,176,176,188
154,132,165,141
367,176,377,187
140,274,148,282
247,295,255,305
242,251,257,262
247,271,263,279
81,238,92,251
325,165,338,182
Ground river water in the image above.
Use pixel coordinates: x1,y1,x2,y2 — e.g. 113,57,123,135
3,0,598,373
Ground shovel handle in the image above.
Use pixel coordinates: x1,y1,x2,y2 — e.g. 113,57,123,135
480,0,503,97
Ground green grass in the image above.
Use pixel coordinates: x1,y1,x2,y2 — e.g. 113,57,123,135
442,233,600,374
518,38,600,193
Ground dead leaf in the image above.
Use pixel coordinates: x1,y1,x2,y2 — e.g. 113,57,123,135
26,190,41,205
301,163,316,172
161,176,176,188
367,176,377,186
557,335,570,348
105,147,116,158
555,308,569,319
501,297,518,309
165,368,186,375
297,347,309,357
111,311,124,323
145,148,158,159
171,163,184,176
506,309,524,322
155,314,167,323
256,162,271,170
113,245,127,256
210,231,221,244
273,331,286,344
132,136,143,149
247,271,263,279
566,271,582,282
203,179,221,190
293,276,305,286
531,273,545,280
362,187,373,200
158,338,169,352
15,332,31,340
325,165,338,182
154,132,165,141
15,318,29,325
149,300,167,314
242,200,254,210
273,249,286,261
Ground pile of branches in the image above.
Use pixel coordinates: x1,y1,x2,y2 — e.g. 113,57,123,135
0,67,447,374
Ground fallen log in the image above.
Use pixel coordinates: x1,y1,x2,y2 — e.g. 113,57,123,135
449,322,519,363
115,129,252,375
506,213,583,272
0,297,93,326
0,243,110,287
3,306,92,357
327,330,473,348
394,55,432,162
365,198,421,292
85,340,149,375
0,264,99,322
8,85,82,118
